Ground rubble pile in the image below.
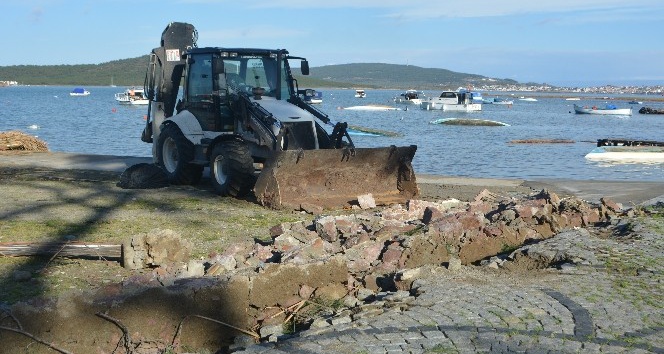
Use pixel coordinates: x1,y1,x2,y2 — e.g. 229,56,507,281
216,189,620,274
164,189,625,320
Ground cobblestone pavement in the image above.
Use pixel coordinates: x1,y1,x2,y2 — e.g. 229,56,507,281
235,218,664,354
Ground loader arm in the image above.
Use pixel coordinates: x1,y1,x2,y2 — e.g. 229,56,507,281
291,95,355,149
234,93,281,150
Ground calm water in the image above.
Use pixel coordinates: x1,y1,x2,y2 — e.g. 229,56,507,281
1,85,663,182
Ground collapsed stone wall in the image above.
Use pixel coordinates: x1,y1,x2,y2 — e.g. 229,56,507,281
8,189,627,352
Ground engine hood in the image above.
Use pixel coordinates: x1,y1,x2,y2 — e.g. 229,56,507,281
250,96,317,123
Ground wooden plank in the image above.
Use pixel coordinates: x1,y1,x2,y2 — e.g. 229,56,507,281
0,242,121,259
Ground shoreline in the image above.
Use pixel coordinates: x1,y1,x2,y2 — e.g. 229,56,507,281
2,151,663,206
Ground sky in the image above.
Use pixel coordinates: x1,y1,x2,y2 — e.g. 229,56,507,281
2,0,663,87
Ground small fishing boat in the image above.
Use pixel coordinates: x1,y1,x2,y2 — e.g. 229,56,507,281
420,90,481,111
70,88,90,96
303,90,323,104
574,104,632,116
115,87,149,105
490,98,514,105
354,89,366,98
394,89,426,105
585,138,664,163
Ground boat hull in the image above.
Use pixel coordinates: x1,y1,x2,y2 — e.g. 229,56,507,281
585,146,664,163
574,104,632,116
421,102,481,111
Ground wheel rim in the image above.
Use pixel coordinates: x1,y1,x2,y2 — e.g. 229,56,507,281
162,137,179,172
212,155,228,186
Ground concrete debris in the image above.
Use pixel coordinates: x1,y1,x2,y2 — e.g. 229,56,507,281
122,229,193,270
114,188,631,340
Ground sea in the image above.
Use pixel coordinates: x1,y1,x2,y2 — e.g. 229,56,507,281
1,85,663,182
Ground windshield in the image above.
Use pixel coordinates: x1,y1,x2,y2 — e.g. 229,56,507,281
218,55,290,99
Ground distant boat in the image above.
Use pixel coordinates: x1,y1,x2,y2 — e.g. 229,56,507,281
110,76,117,87
303,90,323,104
585,139,664,163
565,97,581,101
573,104,632,116
354,89,366,98
491,98,514,105
70,88,90,96
519,97,538,102
628,100,643,104
420,90,481,112
394,89,426,105
115,87,148,105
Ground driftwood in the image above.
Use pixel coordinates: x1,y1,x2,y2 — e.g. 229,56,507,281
0,241,121,260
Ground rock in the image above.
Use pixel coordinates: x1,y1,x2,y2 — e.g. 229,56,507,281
117,163,169,189
357,193,376,209
447,257,462,271
123,229,192,269
356,288,376,301
259,324,283,339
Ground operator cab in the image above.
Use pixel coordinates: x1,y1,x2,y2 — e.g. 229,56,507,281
179,48,293,132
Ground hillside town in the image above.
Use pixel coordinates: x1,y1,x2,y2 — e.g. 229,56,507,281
2,77,663,96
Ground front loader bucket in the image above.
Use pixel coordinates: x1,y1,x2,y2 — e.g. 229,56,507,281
254,145,418,210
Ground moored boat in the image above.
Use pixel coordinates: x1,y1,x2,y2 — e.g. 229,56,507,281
585,146,664,163
573,104,632,116
303,90,323,104
115,87,149,105
354,89,366,98
70,87,90,96
420,90,481,111
490,97,514,105
394,89,426,105
585,138,664,163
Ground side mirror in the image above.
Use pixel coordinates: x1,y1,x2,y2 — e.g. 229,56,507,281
300,60,310,75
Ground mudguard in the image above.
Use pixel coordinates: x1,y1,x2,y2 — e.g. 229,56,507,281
254,145,418,210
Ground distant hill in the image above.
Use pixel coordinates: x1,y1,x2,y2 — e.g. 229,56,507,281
0,57,150,86
306,63,519,90
0,57,520,89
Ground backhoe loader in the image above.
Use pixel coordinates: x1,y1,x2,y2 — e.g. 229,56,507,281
141,22,418,210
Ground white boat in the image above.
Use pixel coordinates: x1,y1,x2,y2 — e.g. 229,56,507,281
394,89,426,105
115,87,149,105
70,88,90,96
565,97,581,101
490,98,514,105
354,89,366,98
420,90,481,112
585,146,664,163
573,104,632,116
519,97,538,102
303,90,323,104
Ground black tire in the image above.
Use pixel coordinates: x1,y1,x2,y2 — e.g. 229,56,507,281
209,140,255,197
156,124,203,185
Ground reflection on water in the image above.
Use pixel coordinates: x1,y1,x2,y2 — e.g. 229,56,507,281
1,86,663,182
